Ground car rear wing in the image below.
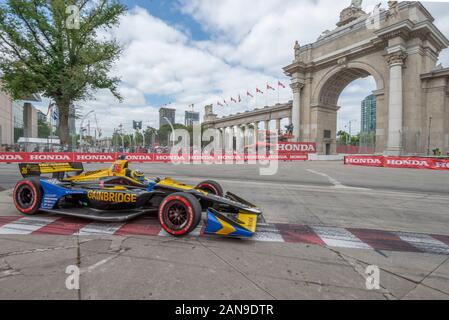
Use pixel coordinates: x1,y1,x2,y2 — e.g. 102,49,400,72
19,163,84,178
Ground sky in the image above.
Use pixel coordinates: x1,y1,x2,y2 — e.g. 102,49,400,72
30,0,449,136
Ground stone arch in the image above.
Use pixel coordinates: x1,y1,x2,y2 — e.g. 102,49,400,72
312,61,385,107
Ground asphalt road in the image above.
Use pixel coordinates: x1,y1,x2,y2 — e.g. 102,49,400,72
0,161,449,300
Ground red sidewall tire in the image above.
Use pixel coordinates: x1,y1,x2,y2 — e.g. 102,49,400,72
196,180,223,197
13,179,42,215
158,193,201,236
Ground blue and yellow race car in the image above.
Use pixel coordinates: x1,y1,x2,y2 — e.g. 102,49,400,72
13,158,262,237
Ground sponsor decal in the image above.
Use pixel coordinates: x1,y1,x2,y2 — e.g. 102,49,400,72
113,163,122,173
87,190,137,203
345,156,449,171
75,154,115,161
277,142,316,154
0,152,308,163
29,154,71,161
125,154,153,161
346,157,382,165
434,161,449,169
0,154,24,161
385,159,430,167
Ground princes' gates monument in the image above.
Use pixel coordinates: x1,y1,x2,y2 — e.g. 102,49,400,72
204,1,449,155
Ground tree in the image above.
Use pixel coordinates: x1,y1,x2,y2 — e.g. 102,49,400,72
144,126,157,147
337,130,350,145
157,124,188,147
38,119,51,138
0,0,126,145
350,134,360,146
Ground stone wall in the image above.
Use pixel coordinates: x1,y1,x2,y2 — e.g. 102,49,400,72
0,89,13,145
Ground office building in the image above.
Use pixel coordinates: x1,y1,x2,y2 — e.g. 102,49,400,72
159,107,176,128
361,94,376,133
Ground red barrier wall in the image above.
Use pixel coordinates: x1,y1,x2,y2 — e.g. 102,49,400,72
344,155,449,171
336,145,375,154
0,152,308,163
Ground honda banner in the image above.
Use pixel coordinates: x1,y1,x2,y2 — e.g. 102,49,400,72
0,152,308,163
344,155,449,171
276,142,316,154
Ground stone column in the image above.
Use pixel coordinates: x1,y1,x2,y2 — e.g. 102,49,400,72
290,82,304,142
224,127,231,153
386,51,407,155
276,119,281,135
254,121,259,144
239,124,246,151
264,120,270,135
218,127,224,151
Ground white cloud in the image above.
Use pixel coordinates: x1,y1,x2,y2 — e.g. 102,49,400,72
74,1,449,136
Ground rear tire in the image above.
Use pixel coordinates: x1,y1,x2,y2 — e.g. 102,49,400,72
158,192,202,236
196,180,224,197
13,178,43,215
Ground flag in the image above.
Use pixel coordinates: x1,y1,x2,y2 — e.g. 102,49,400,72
52,106,59,121
247,91,254,98
217,101,223,107
256,87,264,94
46,102,53,116
278,81,286,89
267,84,275,91
231,97,237,103
224,100,228,106
238,94,241,103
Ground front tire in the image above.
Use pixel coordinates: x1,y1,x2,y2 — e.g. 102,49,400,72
196,180,224,197
158,192,202,236
13,178,43,215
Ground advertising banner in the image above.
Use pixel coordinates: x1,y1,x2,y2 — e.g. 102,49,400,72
0,152,308,163
276,142,317,154
344,155,384,167
344,155,449,171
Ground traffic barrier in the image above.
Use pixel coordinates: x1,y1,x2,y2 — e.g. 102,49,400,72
0,152,308,163
344,155,449,170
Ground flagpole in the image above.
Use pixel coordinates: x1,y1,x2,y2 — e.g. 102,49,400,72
278,79,280,104
255,91,257,109
264,85,267,107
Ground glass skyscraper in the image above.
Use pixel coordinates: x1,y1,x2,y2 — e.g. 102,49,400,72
361,94,376,133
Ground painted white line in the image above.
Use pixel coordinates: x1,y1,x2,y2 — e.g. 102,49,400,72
158,229,170,237
81,249,126,274
311,226,372,250
189,222,205,237
77,222,125,236
0,216,58,235
395,232,449,255
252,224,284,242
306,169,370,190
158,221,205,238
153,176,449,201
307,169,344,187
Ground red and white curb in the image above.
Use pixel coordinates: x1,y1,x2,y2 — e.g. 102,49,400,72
0,216,448,255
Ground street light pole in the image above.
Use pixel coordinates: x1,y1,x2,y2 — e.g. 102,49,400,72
79,110,94,151
163,117,175,148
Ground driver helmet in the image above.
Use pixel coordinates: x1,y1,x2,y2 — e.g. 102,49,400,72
131,169,145,182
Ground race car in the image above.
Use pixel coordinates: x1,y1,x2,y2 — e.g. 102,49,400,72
13,158,262,238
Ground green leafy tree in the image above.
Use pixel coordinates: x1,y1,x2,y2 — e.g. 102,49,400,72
157,124,188,147
350,134,360,146
337,130,350,145
38,119,51,138
0,0,126,145
144,126,157,147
